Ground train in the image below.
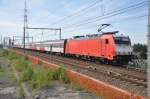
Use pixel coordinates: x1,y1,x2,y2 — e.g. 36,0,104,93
13,31,133,65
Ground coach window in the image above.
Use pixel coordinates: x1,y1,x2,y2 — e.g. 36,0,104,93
105,39,109,44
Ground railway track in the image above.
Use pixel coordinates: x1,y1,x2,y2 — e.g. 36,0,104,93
41,53,147,87
12,48,147,97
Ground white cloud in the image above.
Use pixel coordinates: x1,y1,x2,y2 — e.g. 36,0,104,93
0,21,21,27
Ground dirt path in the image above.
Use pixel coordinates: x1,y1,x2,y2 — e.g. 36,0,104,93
12,65,33,99
0,58,19,99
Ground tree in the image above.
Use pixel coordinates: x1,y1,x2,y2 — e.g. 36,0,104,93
133,43,147,59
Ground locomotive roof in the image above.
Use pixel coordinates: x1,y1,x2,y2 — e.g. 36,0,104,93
73,31,119,39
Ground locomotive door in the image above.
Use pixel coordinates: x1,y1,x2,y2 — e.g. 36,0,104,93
105,39,109,58
101,39,108,58
101,39,105,57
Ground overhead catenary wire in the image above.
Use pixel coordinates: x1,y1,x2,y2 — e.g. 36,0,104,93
63,14,148,33
52,0,147,27
62,1,148,29
49,0,103,26
66,5,147,30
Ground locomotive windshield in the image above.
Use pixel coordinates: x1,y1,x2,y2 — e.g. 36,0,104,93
114,37,131,45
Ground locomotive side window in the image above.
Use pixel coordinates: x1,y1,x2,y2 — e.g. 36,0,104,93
105,39,109,44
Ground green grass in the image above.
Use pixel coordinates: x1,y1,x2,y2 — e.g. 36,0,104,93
29,66,70,89
52,66,70,84
21,65,34,81
30,67,51,89
1,50,70,90
0,64,4,72
7,52,18,60
18,86,25,98
0,49,28,71
0,66,5,76
0,49,9,57
14,58,29,72
46,66,69,82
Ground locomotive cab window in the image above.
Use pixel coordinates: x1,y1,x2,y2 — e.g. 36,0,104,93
105,39,109,44
114,37,131,45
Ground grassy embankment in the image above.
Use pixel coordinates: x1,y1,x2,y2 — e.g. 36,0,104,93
0,49,70,96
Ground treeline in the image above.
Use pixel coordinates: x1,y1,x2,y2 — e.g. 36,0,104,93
133,43,147,59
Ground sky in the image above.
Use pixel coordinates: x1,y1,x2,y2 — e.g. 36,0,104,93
0,0,148,44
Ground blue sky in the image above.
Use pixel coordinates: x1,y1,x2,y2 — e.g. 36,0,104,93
0,0,148,44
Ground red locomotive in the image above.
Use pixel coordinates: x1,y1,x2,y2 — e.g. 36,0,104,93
65,32,132,64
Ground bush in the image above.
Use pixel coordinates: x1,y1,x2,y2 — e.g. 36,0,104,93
46,69,54,80
52,66,69,84
30,66,70,89
0,65,4,72
14,58,29,71
7,52,18,60
133,43,147,59
0,50,8,57
18,86,25,98
58,66,70,83
30,68,51,89
21,66,34,81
